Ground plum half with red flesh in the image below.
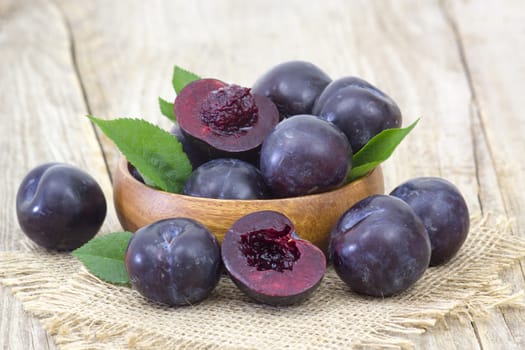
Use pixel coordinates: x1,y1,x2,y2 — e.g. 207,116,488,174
222,210,326,306
174,79,279,162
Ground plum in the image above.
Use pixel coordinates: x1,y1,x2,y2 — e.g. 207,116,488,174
260,114,351,198
128,162,146,184
329,195,431,297
390,177,470,266
125,218,221,306
313,77,402,152
222,211,326,306
174,79,279,163
16,162,107,251
312,76,383,115
170,123,209,169
252,60,331,118
183,158,269,200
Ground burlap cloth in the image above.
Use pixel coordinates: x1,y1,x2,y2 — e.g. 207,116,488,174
1,214,525,349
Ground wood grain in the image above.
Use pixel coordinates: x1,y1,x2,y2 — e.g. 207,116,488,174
444,0,525,348
0,0,116,348
1,0,524,348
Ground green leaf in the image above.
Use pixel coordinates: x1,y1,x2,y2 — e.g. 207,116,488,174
72,232,133,285
158,97,176,122
88,116,192,193
347,118,420,182
172,65,200,94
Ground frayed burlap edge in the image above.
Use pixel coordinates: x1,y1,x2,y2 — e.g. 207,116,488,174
1,214,524,350
353,214,525,349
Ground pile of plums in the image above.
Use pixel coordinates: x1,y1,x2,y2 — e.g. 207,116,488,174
125,211,326,306
15,61,470,307
124,176,469,305
330,177,469,297
157,60,402,199
16,161,469,305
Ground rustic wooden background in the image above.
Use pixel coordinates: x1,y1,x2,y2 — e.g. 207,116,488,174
1,0,524,348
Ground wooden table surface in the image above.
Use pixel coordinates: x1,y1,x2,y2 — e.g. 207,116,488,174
1,0,524,348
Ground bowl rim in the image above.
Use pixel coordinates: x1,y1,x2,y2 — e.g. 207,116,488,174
116,156,383,204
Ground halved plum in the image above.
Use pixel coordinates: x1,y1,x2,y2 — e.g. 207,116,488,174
174,79,279,161
222,210,326,306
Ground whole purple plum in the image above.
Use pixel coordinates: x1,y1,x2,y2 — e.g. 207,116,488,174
329,195,431,297
252,61,331,118
312,76,381,115
125,218,221,306
260,114,351,198
16,162,106,251
183,158,269,200
313,77,402,152
390,177,470,266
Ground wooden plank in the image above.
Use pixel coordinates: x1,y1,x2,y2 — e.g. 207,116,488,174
443,0,525,348
0,0,117,348
411,316,482,350
0,288,55,350
443,0,525,224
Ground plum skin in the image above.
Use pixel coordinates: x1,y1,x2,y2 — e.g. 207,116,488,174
170,123,209,169
390,177,470,266
16,162,107,251
312,76,385,116
183,158,269,200
329,195,431,297
260,114,352,198
252,60,331,118
314,77,402,152
125,218,221,306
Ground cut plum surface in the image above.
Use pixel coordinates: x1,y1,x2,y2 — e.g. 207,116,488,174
222,211,326,306
175,79,279,158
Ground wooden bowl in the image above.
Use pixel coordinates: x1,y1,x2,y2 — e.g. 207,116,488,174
113,157,384,251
